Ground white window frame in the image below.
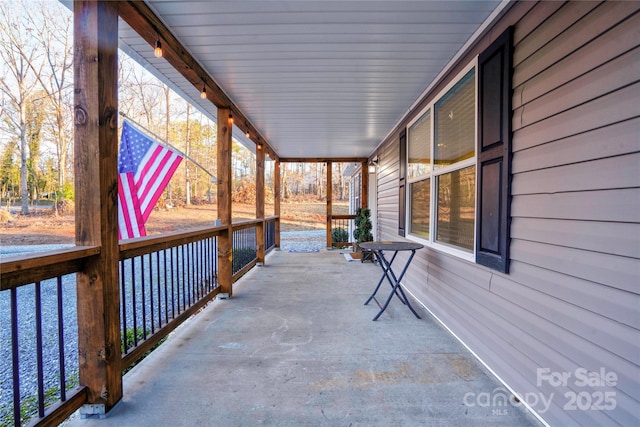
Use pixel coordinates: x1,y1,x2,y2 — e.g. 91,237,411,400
406,59,478,262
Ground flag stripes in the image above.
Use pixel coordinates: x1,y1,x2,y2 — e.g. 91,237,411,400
118,172,146,240
118,121,183,240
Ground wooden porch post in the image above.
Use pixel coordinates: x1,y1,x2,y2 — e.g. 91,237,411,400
256,145,265,263
217,108,233,296
361,161,369,209
274,160,281,249
74,0,122,414
326,161,333,248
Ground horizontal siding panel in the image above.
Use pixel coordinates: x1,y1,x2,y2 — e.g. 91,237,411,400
377,190,396,205
512,0,565,46
421,281,583,426
511,188,640,223
513,15,640,109
509,260,640,329
513,82,640,148
488,276,640,425
510,239,639,293
377,167,397,183
423,248,493,291
513,2,639,87
377,178,397,192
514,48,639,128
423,268,634,426
491,274,640,366
512,118,640,173
377,200,397,211
405,253,428,287
511,217,640,259
513,1,599,66
512,152,640,195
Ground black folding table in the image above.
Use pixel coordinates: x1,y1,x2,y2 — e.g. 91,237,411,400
360,241,424,321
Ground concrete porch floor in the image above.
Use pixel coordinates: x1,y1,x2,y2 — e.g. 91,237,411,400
65,249,542,427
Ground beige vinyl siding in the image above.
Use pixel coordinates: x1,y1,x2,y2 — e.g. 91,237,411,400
374,2,640,426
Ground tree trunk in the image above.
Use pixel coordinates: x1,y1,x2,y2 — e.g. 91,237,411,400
20,101,29,215
185,104,191,205
56,113,67,188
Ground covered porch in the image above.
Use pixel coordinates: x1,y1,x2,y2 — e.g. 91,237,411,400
64,249,539,426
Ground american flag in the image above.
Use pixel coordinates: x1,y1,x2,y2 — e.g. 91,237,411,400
118,121,183,240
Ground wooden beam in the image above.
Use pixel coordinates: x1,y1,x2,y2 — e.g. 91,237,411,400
73,0,121,413
256,145,265,264
117,1,277,160
279,157,367,164
361,161,369,209
217,108,233,296
274,160,281,249
0,247,100,290
326,161,333,249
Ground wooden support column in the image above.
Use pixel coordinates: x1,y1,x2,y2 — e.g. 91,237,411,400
217,108,233,296
361,161,369,209
74,0,121,413
256,145,265,263
274,160,281,249
326,161,333,248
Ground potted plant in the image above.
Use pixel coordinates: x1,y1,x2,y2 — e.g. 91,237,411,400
353,207,374,261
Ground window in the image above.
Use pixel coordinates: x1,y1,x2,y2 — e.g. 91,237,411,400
408,110,431,239
406,64,476,258
404,26,512,271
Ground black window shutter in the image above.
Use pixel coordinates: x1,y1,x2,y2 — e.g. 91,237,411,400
398,129,407,237
476,27,513,273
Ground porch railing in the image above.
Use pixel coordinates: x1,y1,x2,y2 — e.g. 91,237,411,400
0,217,277,427
265,216,277,252
329,214,356,248
118,227,222,370
1,247,98,427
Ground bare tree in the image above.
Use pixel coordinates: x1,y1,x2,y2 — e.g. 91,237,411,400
20,1,74,191
185,103,191,205
0,1,44,214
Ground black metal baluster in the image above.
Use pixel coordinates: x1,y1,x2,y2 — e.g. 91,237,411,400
181,245,186,312
149,253,155,335
11,288,20,426
214,236,218,287
185,243,190,306
141,255,147,340
120,260,128,354
171,246,177,318
155,251,161,329
189,243,196,300
191,242,195,304
207,237,212,291
163,249,169,325
193,241,197,301
131,257,138,347
198,240,203,298
191,242,196,302
35,281,45,418
57,276,66,401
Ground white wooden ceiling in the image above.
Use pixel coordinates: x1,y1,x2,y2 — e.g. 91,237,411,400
118,0,505,159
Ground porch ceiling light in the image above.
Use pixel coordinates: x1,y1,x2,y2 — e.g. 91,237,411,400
200,82,207,99
154,39,163,58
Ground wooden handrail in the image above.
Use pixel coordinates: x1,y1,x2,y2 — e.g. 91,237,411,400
0,217,282,289
0,246,100,291
232,218,263,231
119,225,226,259
330,214,357,220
